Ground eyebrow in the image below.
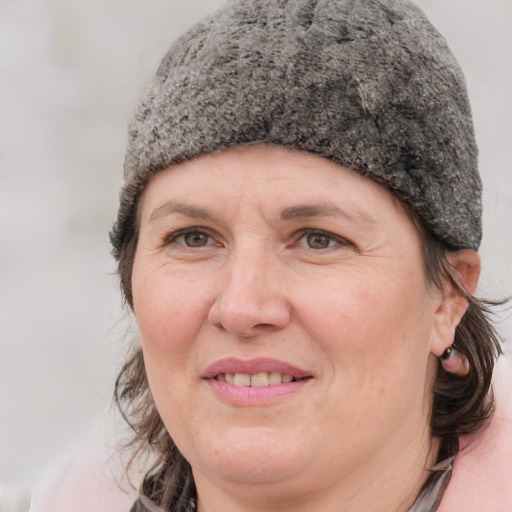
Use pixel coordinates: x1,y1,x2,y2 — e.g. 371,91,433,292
280,202,376,225
149,200,376,226
149,200,218,223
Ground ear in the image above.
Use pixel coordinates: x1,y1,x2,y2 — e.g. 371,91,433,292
430,249,481,356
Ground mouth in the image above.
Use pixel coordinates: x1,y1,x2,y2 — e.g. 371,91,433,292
203,358,312,405
214,371,306,387
203,357,313,387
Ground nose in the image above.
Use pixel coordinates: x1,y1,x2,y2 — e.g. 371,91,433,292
208,252,291,337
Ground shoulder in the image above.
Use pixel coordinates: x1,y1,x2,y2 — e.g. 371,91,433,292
439,355,512,511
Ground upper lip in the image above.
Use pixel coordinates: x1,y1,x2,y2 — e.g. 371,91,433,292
203,357,311,379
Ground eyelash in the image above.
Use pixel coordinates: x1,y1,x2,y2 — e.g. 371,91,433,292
163,227,350,251
164,227,218,248
294,229,351,250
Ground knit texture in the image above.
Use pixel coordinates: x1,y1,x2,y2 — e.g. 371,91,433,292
111,0,482,256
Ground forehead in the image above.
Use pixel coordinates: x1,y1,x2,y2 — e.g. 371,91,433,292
138,145,409,224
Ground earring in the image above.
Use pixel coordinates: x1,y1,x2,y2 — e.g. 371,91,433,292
440,345,470,377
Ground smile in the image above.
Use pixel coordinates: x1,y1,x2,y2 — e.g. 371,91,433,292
215,372,297,387
204,358,312,404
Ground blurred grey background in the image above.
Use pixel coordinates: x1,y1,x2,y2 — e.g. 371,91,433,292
1,0,511,493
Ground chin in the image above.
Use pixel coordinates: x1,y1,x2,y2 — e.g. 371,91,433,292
187,426,315,485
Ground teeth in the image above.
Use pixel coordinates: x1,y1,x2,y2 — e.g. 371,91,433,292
251,372,269,387
269,371,283,385
233,373,251,386
219,372,297,387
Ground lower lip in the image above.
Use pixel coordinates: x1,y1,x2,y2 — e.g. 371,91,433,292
205,378,311,405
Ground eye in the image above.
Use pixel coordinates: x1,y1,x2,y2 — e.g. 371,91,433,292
166,229,217,248
296,230,347,249
182,231,210,247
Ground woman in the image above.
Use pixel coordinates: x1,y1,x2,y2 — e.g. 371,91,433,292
110,1,503,510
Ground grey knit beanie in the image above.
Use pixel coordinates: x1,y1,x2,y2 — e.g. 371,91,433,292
111,0,482,257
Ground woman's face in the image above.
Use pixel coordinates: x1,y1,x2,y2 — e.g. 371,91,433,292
132,145,451,498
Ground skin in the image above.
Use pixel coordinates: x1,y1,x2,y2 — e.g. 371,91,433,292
131,145,480,512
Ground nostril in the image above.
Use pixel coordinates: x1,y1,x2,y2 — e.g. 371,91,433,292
208,301,291,337
252,322,281,333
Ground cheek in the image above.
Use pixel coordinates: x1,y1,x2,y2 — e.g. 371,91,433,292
131,270,214,442
296,270,433,392
132,266,213,374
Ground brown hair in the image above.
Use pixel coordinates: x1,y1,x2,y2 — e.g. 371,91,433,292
113,196,502,510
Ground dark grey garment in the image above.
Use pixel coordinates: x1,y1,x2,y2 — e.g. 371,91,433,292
129,494,168,512
409,455,456,512
129,455,455,512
